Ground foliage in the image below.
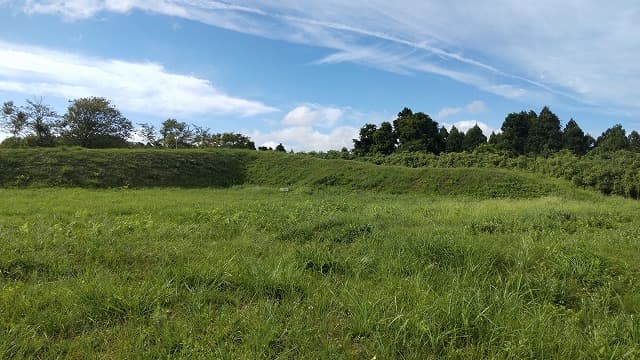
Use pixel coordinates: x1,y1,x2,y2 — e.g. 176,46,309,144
393,108,443,153
136,122,158,146
527,106,562,155
353,123,377,156
160,119,193,149
0,187,639,358
1,101,28,138
562,119,591,155
61,97,132,148
596,124,630,152
371,121,395,155
446,126,464,153
462,124,487,152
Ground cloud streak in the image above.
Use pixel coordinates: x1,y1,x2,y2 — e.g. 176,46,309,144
0,41,278,118
11,1,640,114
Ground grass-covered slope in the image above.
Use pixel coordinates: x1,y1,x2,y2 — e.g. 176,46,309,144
247,152,581,198
0,148,586,199
0,148,256,188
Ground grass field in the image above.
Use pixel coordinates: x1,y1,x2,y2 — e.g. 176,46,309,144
1,185,640,358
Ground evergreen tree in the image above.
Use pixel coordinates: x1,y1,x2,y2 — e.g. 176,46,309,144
501,111,534,155
445,126,465,153
628,131,640,152
562,119,590,155
275,143,286,152
527,106,562,155
488,131,504,147
462,124,487,152
596,124,629,152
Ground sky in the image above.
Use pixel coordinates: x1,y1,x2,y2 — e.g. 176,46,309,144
1,1,639,151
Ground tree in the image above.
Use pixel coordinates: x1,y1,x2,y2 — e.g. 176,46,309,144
137,123,157,146
488,132,503,146
501,111,534,155
275,143,286,152
628,131,640,152
393,109,442,154
1,101,28,138
160,119,192,148
596,124,629,152
526,106,562,155
24,98,59,147
211,133,256,150
562,119,590,155
61,97,132,148
353,124,377,156
462,124,487,152
371,122,396,155
445,126,464,153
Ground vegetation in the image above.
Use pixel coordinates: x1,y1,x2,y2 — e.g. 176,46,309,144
1,184,639,358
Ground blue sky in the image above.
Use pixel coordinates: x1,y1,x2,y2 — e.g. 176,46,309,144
1,1,639,151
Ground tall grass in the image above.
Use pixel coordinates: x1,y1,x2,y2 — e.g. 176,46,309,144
1,187,639,358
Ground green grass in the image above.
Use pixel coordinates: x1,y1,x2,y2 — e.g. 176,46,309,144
1,187,639,358
0,148,590,200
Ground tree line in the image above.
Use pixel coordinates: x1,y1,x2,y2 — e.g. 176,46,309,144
1,97,289,151
353,106,640,156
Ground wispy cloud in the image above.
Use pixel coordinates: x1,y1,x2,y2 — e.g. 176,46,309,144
12,0,640,114
0,41,278,117
437,100,487,119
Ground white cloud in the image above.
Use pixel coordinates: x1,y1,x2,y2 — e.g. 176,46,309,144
250,125,359,152
282,105,343,127
12,1,640,113
446,120,495,137
437,107,461,119
465,100,487,114
437,100,488,119
248,104,375,151
0,41,277,118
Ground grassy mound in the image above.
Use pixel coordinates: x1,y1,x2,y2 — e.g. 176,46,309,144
0,148,587,198
247,152,580,198
0,148,256,188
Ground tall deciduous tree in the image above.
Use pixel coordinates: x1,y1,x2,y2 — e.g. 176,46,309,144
371,121,396,155
24,99,59,147
353,124,377,156
137,123,157,146
61,97,132,148
1,101,28,138
393,109,442,154
211,133,256,150
160,118,192,148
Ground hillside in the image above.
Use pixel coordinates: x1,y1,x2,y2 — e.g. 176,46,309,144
0,148,589,199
